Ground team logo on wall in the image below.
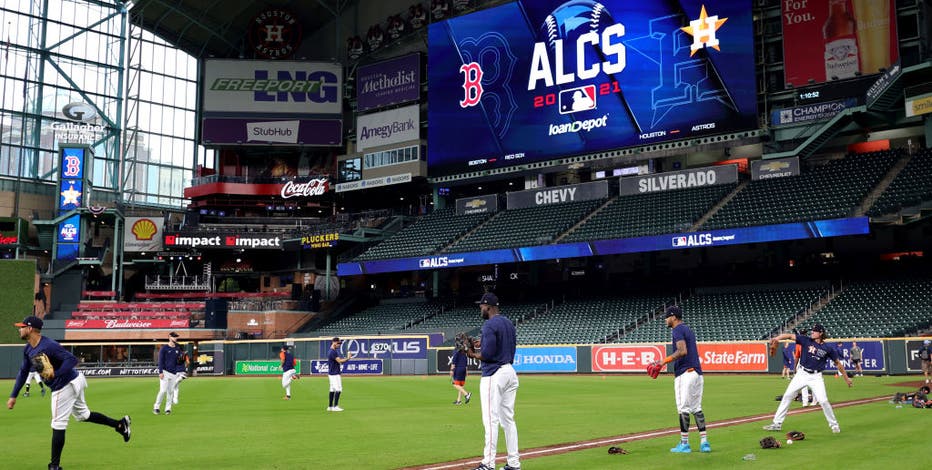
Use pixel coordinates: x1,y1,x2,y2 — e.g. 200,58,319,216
249,9,303,59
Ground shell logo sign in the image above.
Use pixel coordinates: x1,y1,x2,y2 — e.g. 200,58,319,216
131,218,157,240
124,217,162,252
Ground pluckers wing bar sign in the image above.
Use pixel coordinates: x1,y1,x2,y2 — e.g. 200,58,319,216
163,232,283,250
301,232,339,249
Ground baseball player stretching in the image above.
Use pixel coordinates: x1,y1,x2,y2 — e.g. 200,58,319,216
763,324,853,433
651,305,711,453
467,292,520,470
153,332,185,415
280,345,299,400
327,337,353,411
7,316,130,470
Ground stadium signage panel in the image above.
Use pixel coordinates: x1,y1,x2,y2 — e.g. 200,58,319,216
455,194,499,215
300,232,339,249
280,178,329,198
355,104,420,152
202,60,342,114
357,53,420,112
337,217,870,276
697,343,767,372
309,359,383,375
513,346,577,373
163,232,283,250
782,1,898,88
77,367,161,377
620,164,737,195
436,349,482,372
124,217,162,252
65,319,190,329
905,340,929,372
201,118,342,147
427,0,758,177
334,173,412,193
905,93,932,118
770,98,858,127
591,345,665,372
322,337,428,360
235,360,302,375
751,157,800,181
866,61,901,104
825,340,884,372
507,180,608,209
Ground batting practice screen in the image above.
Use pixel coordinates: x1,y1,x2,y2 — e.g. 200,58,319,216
427,0,758,177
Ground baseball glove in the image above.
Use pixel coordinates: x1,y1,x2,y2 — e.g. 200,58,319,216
607,446,628,455
786,431,805,441
31,353,54,380
646,363,662,379
759,436,781,449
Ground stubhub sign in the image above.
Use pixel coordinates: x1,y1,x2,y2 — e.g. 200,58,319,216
513,346,577,373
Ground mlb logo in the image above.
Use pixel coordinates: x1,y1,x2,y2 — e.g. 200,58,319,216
559,85,597,114
672,236,687,247
779,109,793,124
418,259,430,268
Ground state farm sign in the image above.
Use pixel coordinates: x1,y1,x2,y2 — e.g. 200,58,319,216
280,178,329,199
592,345,665,372
698,343,768,372
66,319,190,329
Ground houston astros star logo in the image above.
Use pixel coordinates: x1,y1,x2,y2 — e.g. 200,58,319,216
681,5,727,57
61,182,81,206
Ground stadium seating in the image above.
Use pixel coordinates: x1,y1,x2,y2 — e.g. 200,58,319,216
407,302,539,340
705,151,899,229
867,149,932,216
564,184,736,242
622,286,826,343
355,208,489,261
798,279,932,338
516,295,674,345
445,199,604,252
313,301,443,335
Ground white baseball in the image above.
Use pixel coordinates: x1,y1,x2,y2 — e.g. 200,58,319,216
786,439,793,445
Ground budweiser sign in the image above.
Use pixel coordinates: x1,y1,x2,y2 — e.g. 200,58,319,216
66,319,190,329
0,235,17,244
280,178,329,199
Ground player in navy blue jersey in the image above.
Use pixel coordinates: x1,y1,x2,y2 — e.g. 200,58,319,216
651,305,711,453
153,332,186,415
467,292,520,470
280,345,299,400
782,342,795,379
7,316,130,470
327,337,353,411
763,324,853,433
450,346,471,405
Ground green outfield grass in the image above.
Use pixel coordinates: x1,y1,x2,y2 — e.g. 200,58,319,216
0,374,925,469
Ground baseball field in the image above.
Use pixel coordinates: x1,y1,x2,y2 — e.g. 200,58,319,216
1,373,926,469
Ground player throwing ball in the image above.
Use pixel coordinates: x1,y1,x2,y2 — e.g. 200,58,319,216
650,305,711,453
7,316,130,470
763,324,852,433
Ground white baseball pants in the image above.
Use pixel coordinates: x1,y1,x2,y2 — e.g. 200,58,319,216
50,372,91,430
674,370,704,414
282,369,297,395
328,374,342,392
479,364,520,469
154,371,178,411
772,368,838,428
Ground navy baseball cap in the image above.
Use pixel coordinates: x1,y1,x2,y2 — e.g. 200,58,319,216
811,324,826,333
332,337,342,343
477,292,499,306
14,316,43,329
663,305,682,319
169,331,180,338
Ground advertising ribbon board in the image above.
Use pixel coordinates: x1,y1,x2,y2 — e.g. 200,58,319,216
591,345,666,372
513,346,577,373
235,360,302,375
309,359,383,375
697,343,768,372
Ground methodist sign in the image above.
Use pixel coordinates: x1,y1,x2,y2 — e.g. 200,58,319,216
163,232,283,250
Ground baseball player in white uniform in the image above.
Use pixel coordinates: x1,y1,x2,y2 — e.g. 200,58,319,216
763,324,853,433
467,292,520,470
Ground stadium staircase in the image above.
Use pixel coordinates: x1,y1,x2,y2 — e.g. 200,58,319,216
603,296,682,344
688,180,749,232
855,150,912,217
767,283,843,339
553,197,615,243
762,105,867,161
866,148,932,222
441,210,504,252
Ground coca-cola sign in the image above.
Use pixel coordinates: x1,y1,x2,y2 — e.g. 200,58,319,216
280,178,329,199
66,319,190,329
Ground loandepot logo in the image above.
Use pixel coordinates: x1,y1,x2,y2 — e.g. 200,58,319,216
681,5,728,57
548,114,609,136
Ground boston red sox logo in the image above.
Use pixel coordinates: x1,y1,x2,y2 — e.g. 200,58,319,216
459,62,483,108
63,155,81,177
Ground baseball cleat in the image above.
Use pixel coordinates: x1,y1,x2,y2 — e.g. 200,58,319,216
331,406,344,412
152,409,159,415
762,423,782,431
670,442,692,453
119,416,131,442
453,400,462,405
465,392,472,404
327,407,333,411
24,391,29,398
470,465,493,470
501,466,520,470
831,425,840,433
165,410,172,415
700,441,711,453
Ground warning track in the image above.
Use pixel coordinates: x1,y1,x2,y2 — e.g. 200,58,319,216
407,395,889,470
